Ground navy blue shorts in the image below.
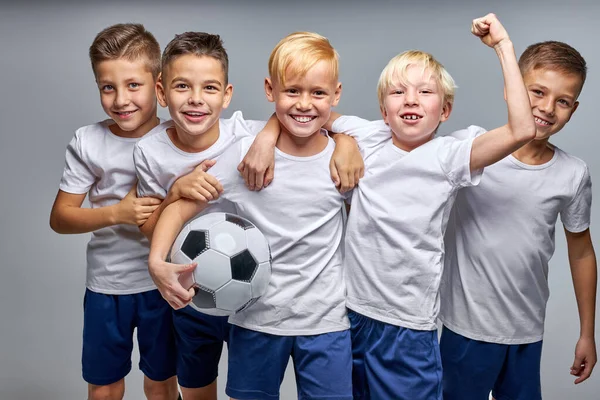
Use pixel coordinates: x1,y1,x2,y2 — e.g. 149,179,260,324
82,288,177,386
440,326,542,400
172,306,230,389
226,325,352,400
349,310,442,400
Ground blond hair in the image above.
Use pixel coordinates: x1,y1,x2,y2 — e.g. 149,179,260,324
268,32,339,86
89,23,161,79
519,41,586,92
377,50,456,108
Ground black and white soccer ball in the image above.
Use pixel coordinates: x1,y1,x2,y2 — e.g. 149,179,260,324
171,212,272,316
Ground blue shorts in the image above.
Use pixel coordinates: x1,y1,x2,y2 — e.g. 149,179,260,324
172,306,230,388
440,326,542,400
226,325,352,400
349,310,442,400
82,288,177,386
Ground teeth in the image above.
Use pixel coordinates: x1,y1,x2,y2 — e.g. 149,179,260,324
292,115,314,123
535,117,551,126
186,112,204,116
402,115,421,120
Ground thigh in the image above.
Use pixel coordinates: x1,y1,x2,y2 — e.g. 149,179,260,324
440,326,507,400
173,306,230,389
365,320,442,400
135,289,177,382
226,325,292,400
293,330,353,400
348,310,379,400
82,289,135,386
493,341,543,400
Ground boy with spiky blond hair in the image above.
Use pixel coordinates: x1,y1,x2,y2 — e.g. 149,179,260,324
149,31,352,400
326,13,536,399
439,41,597,400
49,23,179,400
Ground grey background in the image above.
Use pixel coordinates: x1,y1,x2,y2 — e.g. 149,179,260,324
1,0,598,398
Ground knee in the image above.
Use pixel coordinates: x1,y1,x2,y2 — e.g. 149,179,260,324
144,375,179,400
88,381,125,400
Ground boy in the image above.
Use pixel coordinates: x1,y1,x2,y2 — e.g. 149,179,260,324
148,31,353,400
49,24,179,400
327,14,536,399
439,41,597,400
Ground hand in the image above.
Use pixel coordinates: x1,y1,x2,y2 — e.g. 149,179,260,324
330,134,364,193
571,336,597,384
471,13,510,49
116,184,162,226
148,257,197,310
171,160,223,202
237,134,276,191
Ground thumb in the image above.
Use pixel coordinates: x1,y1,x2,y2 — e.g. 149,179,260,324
178,262,197,273
198,159,217,172
571,354,585,373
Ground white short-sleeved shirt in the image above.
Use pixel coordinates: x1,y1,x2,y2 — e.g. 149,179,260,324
208,135,350,336
440,137,592,344
59,119,164,294
331,116,484,331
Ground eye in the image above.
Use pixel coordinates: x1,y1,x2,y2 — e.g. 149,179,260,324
286,88,299,94
205,85,218,91
531,89,543,96
420,89,432,94
101,85,114,92
558,99,571,107
175,83,189,90
391,89,404,95
128,82,140,89
314,90,326,96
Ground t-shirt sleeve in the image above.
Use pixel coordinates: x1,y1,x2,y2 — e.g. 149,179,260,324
437,135,483,188
447,124,487,141
229,110,268,140
561,165,592,233
330,115,391,154
59,131,97,194
133,143,167,199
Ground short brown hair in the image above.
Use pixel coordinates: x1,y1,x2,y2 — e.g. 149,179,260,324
268,32,338,87
519,41,587,88
161,32,229,84
89,23,161,79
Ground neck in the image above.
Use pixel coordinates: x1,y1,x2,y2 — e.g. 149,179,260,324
512,138,554,165
169,121,220,153
391,131,435,152
276,126,328,157
110,115,159,139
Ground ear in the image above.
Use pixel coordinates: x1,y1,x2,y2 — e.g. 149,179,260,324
264,77,275,103
222,83,234,109
440,101,452,122
156,73,168,108
331,82,343,107
380,104,389,125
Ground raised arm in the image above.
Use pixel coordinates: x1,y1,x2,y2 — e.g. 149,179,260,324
565,227,597,384
147,198,209,309
469,13,536,171
49,185,161,234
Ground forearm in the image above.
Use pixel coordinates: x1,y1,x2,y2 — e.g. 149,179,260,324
139,192,177,240
149,199,206,263
324,112,342,132
50,204,120,234
495,40,536,142
571,254,598,338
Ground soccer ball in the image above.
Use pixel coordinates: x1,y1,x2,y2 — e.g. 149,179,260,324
170,212,272,316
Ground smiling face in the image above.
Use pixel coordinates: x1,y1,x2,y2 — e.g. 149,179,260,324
381,65,451,151
523,67,582,141
266,60,341,139
95,57,158,138
157,54,232,150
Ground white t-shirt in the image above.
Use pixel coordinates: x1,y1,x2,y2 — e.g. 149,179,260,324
331,116,484,331
59,119,164,294
440,136,592,344
209,135,350,336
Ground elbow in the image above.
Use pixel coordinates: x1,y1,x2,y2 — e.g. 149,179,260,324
49,214,64,234
511,119,537,145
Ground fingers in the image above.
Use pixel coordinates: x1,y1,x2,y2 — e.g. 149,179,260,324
138,197,163,206
248,169,257,191
237,160,245,174
574,361,594,384
264,166,274,188
197,159,216,172
330,159,341,188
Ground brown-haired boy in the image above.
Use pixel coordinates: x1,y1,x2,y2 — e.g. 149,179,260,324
49,23,179,400
440,41,597,400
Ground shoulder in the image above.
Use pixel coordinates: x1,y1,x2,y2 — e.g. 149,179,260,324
445,125,487,141
135,123,171,152
73,120,111,140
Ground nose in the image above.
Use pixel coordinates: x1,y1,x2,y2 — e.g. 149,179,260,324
537,97,555,116
188,88,205,105
404,88,419,106
114,89,131,108
296,93,312,111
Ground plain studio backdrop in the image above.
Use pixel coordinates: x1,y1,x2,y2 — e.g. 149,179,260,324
1,0,599,398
